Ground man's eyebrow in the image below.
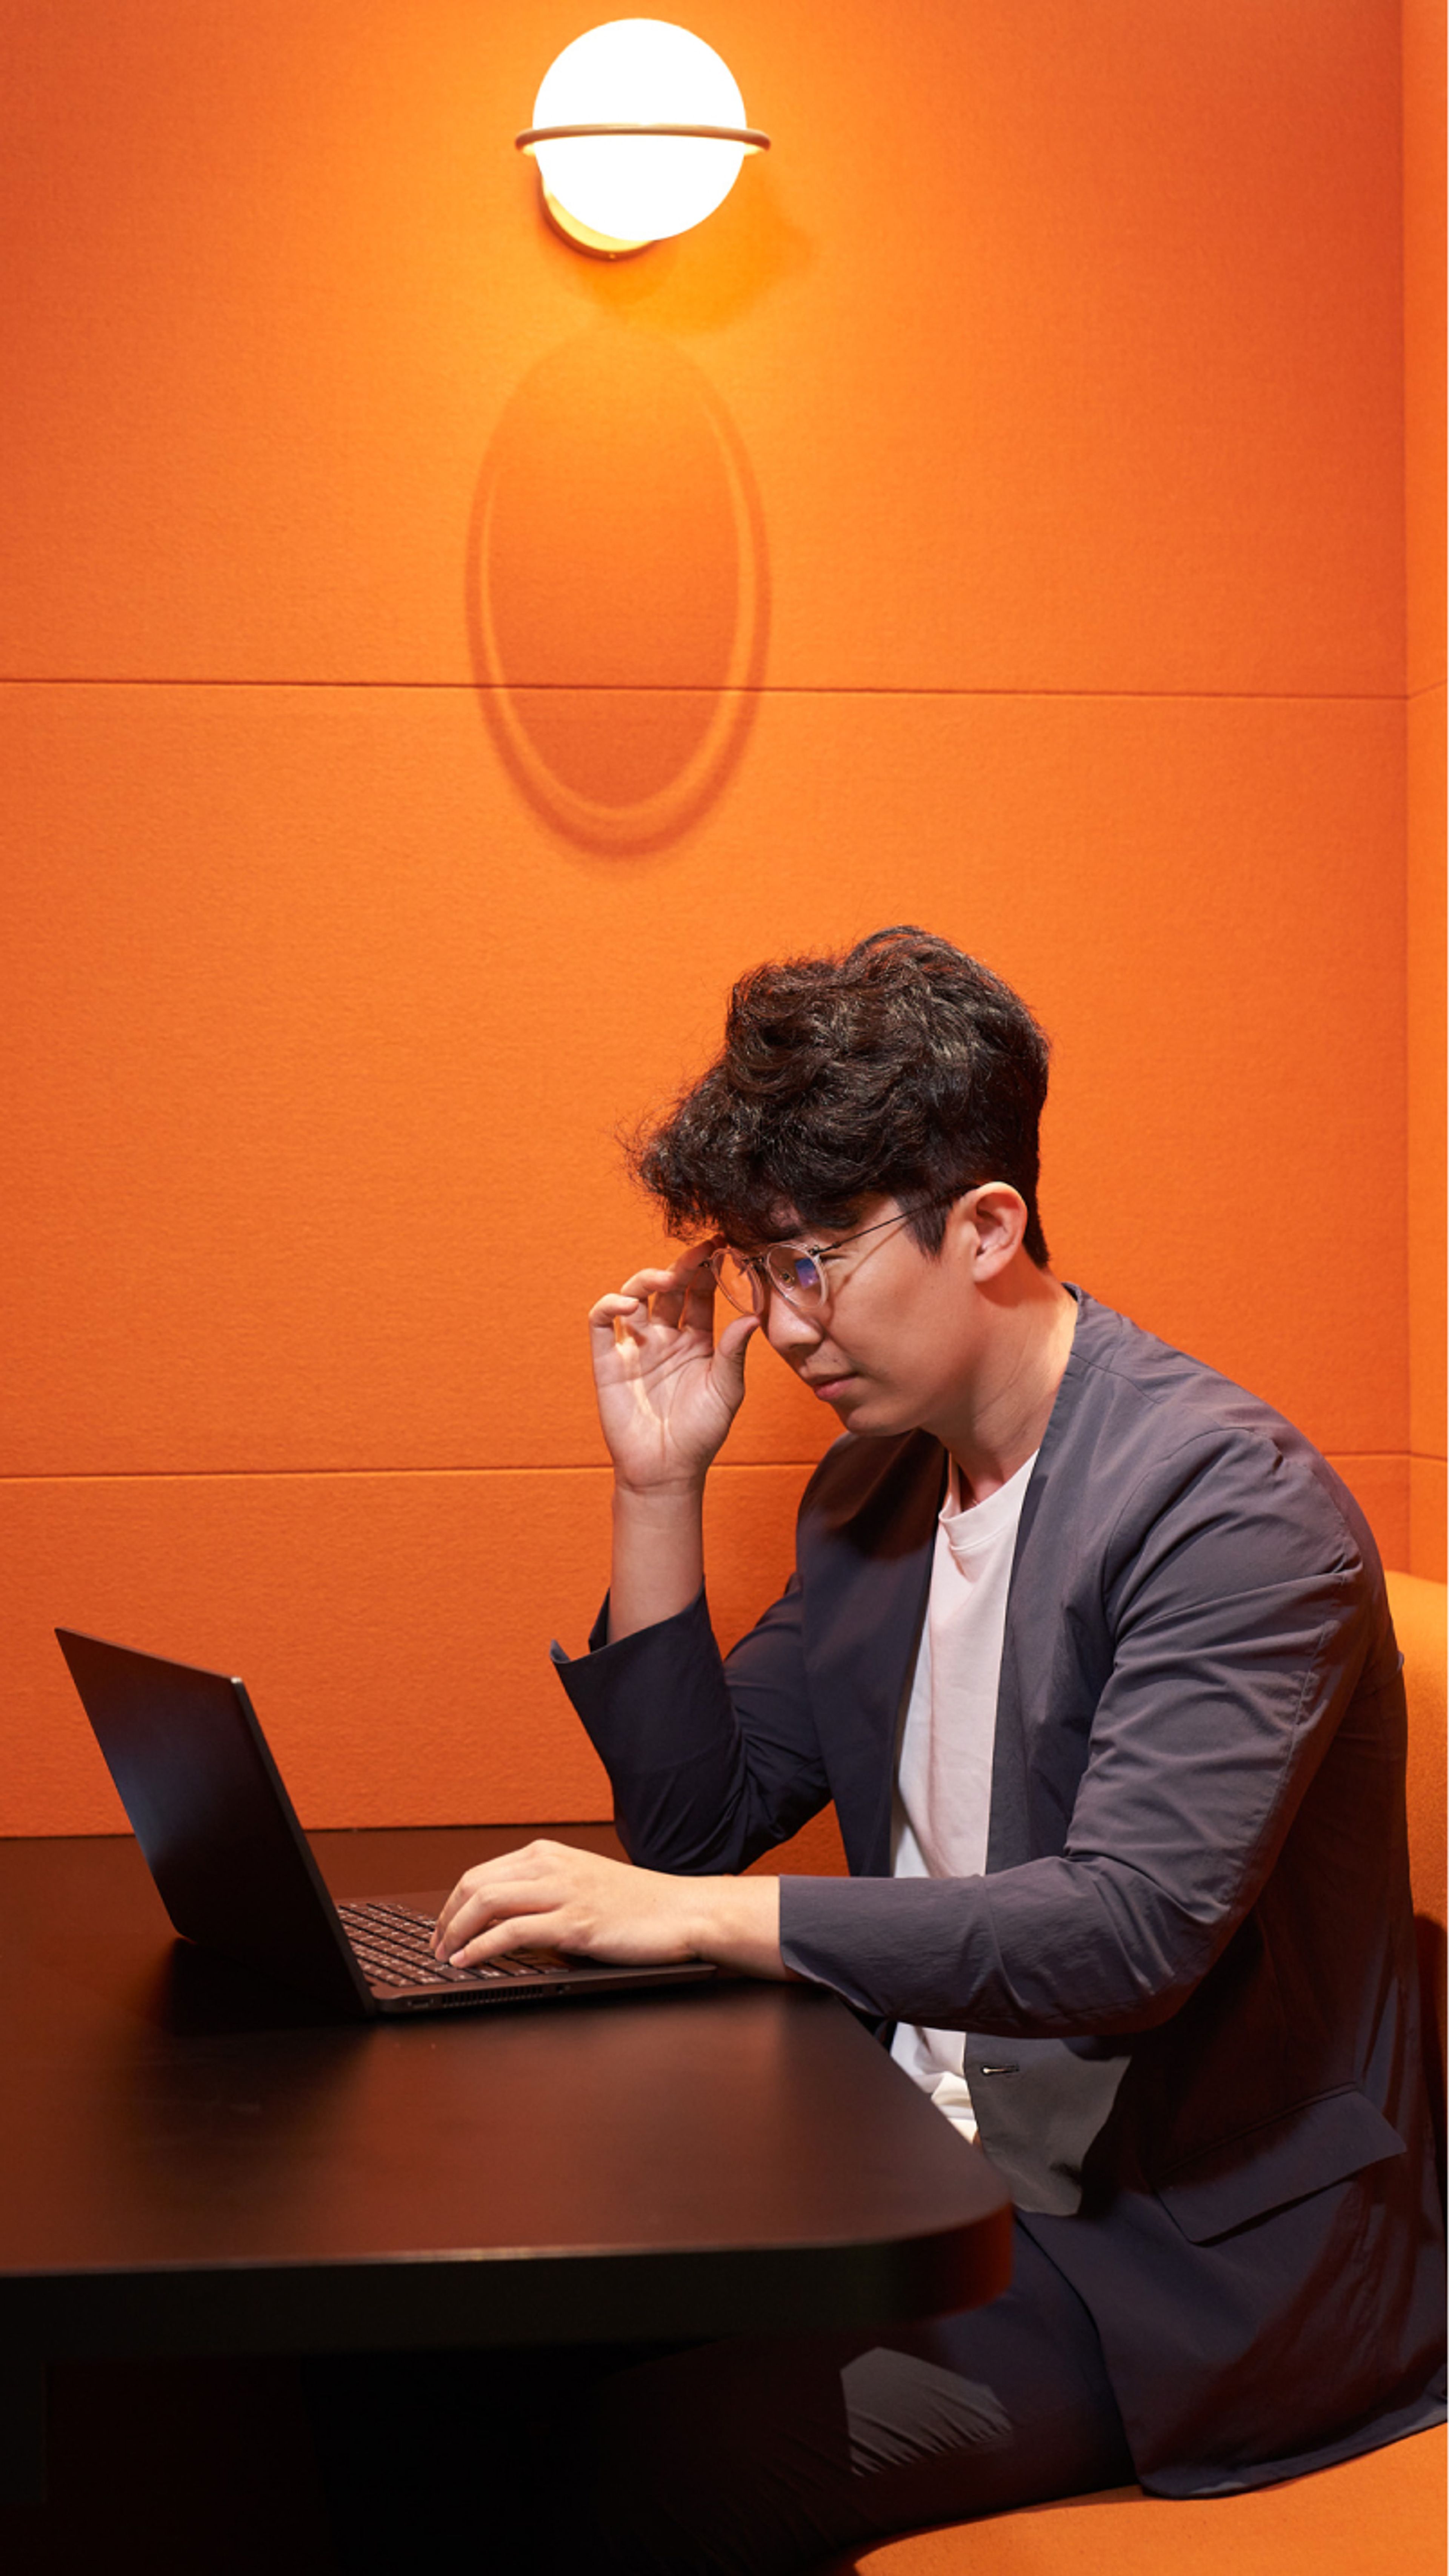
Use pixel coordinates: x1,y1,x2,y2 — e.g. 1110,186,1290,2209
731,1226,836,1255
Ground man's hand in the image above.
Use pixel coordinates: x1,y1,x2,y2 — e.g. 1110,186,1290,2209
430,1840,789,1981
589,1244,758,1499
588,1243,760,1640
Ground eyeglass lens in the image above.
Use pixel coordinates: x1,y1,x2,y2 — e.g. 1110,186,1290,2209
715,1248,825,1314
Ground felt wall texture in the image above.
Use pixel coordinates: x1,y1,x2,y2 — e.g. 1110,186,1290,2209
1404,0,1447,1579
0,0,1440,1832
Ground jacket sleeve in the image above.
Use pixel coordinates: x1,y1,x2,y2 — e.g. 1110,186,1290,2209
551,1576,834,1873
779,1430,1392,2037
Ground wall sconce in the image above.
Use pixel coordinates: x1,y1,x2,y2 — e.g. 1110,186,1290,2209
516,18,770,258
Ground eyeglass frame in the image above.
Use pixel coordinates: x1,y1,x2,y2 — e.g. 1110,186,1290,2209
705,1190,974,1318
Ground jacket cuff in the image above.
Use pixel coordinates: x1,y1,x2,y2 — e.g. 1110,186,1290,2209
549,1586,726,1768
550,1584,711,1677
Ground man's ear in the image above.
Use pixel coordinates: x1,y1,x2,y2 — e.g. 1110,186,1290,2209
958,1184,1028,1280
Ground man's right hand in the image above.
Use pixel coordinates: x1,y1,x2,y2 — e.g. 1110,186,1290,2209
588,1244,758,1498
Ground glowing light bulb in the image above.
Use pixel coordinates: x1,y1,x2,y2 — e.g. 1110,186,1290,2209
516,20,769,255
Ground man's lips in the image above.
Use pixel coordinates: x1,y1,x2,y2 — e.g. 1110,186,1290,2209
799,1370,857,1396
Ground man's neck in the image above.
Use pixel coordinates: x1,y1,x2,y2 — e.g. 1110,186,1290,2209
939,1270,1078,1507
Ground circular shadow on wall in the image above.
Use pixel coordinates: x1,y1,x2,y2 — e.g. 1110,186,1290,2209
466,326,769,856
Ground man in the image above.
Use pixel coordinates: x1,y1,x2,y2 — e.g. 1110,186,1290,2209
432,928,1444,2572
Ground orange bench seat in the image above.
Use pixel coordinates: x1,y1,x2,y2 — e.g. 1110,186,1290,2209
832,2424,1446,2575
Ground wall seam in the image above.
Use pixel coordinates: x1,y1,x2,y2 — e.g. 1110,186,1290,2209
0,677,1411,705
0,1448,1417,1485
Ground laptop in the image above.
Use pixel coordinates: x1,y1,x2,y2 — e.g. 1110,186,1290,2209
55,1628,717,2018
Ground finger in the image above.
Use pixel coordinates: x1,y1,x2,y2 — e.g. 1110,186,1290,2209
587,1274,685,1345
588,1291,647,1339
628,1246,717,1315
653,1241,724,1331
673,1240,720,1278
431,1871,479,1953
713,1313,760,1392
432,1894,477,1955
446,1911,576,1969
678,1260,720,1331
431,1840,578,1951
431,1853,540,1954
649,1282,691,1331
616,1266,693,1302
641,1263,703,1330
432,1880,545,1958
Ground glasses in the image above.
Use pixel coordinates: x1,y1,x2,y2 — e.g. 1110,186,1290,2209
707,1197,964,1318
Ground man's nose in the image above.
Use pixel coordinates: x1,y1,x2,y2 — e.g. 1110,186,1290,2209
762,1290,823,1354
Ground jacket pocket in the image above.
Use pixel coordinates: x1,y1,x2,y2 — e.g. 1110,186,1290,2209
1155,2084,1405,2245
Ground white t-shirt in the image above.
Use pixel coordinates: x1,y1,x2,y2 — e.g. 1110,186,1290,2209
888,1449,1037,2141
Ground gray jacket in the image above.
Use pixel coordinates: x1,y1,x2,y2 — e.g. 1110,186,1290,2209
555,1290,1445,2493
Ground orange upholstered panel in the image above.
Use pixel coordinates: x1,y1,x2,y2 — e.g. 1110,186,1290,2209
1403,0,1447,702
0,679,1414,1832
1403,0,1447,1581
0,1464,820,1835
0,1,1425,1827
0,687,1407,1482
823,2426,1446,2576
0,2,1404,696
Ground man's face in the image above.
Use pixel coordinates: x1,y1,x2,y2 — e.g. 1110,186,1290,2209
746,1195,989,1441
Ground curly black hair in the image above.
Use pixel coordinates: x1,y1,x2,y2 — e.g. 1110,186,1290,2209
630,927,1052,1266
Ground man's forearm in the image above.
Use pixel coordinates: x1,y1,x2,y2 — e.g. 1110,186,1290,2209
607,1481,707,1642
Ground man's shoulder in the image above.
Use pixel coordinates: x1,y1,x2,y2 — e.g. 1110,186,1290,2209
1067,1289,1284,1424
1063,1290,1334,1470
1052,1290,1382,1595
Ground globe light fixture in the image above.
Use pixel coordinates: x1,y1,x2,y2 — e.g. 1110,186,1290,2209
516,19,770,257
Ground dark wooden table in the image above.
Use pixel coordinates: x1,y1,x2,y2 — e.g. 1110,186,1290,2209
0,1827,1012,2504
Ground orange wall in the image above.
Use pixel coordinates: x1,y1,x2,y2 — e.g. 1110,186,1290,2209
1404,0,1448,1577
0,0,1434,1834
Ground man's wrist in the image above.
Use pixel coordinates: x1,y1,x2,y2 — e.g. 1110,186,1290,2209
612,1475,709,1505
606,1482,707,1642
686,1874,787,1980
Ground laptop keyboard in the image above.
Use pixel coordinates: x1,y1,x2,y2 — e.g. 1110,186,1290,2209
338,1899,580,1990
